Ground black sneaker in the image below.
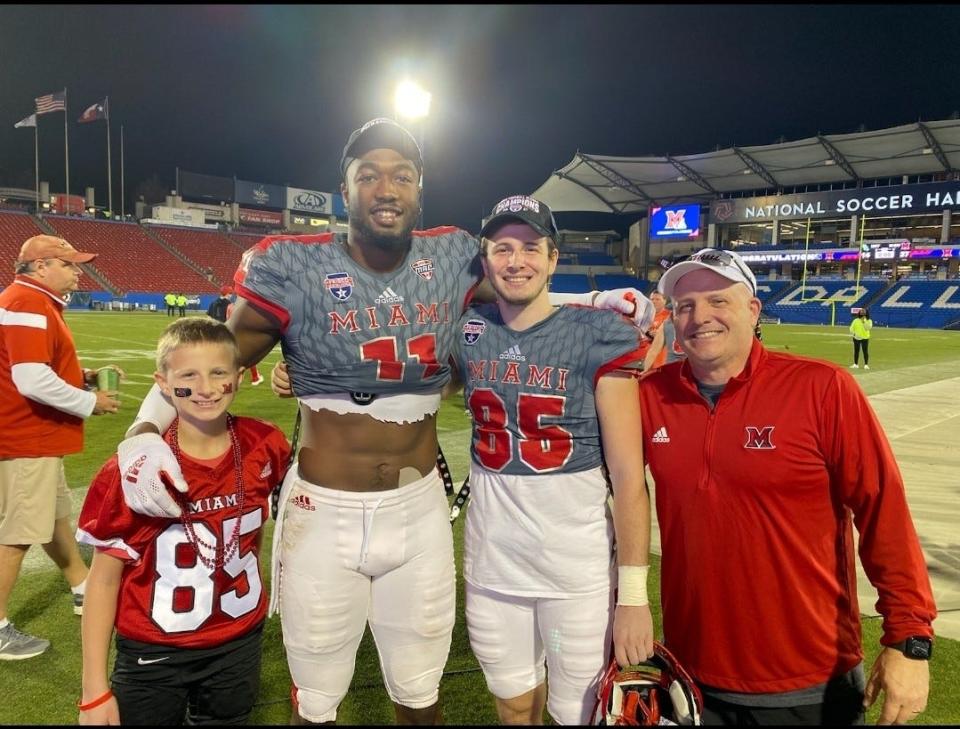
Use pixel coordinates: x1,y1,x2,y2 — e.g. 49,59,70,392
0,622,50,660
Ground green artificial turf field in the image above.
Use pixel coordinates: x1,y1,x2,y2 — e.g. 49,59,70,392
1,313,957,724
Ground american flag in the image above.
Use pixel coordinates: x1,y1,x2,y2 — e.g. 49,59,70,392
35,91,66,115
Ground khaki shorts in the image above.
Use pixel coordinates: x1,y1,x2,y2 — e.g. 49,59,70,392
0,457,72,545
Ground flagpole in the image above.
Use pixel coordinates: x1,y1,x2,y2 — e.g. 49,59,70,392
120,124,125,220
34,124,40,213
63,87,70,210
105,96,112,216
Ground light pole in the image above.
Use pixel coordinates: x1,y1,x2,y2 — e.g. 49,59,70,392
394,80,431,228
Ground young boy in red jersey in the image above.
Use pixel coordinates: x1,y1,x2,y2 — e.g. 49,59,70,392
76,317,290,725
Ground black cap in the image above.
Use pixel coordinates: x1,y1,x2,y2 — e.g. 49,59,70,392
340,118,423,180
479,195,559,241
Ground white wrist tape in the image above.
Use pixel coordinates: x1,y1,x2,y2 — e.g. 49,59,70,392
617,565,650,606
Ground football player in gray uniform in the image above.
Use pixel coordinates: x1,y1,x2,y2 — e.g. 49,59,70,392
451,195,654,725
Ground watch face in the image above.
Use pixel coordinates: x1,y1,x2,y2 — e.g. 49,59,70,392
906,637,933,659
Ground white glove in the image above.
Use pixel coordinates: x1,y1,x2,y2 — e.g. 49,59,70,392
593,288,655,334
117,433,189,518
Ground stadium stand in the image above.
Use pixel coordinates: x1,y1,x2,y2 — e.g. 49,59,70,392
225,231,266,251
594,273,650,294
764,278,886,325
754,279,796,304
44,217,217,294
575,252,617,266
548,273,593,293
872,279,960,328
147,225,247,289
0,211,102,292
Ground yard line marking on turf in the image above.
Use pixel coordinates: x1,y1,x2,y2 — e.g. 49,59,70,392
888,412,960,441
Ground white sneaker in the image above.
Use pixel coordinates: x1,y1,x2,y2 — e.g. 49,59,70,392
72,591,84,616
850,364,859,369
0,622,50,660
864,365,870,370
250,377,264,387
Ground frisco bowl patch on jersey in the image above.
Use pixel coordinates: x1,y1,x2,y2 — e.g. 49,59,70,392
412,258,434,280
463,319,486,345
324,272,354,301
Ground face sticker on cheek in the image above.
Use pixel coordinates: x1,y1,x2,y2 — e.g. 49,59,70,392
173,388,192,397
222,383,234,394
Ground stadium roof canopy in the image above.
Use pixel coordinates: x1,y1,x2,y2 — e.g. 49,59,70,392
532,118,960,214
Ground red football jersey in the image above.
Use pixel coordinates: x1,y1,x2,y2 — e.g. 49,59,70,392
78,417,290,648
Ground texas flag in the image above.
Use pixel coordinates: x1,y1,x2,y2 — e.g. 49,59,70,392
78,98,108,124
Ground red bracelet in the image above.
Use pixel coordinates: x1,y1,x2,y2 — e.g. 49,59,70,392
77,689,113,711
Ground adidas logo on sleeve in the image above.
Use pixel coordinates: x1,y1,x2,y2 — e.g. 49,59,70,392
651,427,670,443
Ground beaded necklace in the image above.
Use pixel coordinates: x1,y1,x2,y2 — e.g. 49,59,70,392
169,415,245,570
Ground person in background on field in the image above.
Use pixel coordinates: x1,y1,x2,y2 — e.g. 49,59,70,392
0,235,121,661
165,292,177,317
850,307,873,370
176,293,188,317
77,318,289,724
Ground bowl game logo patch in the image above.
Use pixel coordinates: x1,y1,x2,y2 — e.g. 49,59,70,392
412,258,434,280
324,272,354,301
463,319,486,345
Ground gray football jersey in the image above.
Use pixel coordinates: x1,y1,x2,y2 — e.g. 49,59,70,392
455,304,641,475
235,228,482,396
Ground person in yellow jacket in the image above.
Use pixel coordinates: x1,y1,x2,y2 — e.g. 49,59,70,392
163,292,177,317
849,307,873,370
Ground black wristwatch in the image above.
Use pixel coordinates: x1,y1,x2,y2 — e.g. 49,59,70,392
890,636,933,660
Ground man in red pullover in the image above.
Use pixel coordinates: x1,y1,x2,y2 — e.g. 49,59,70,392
639,248,935,725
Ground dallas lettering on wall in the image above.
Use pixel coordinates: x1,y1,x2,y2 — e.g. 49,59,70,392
709,180,960,224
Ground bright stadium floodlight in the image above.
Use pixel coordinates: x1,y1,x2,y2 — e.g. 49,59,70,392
394,80,431,120
394,80,431,227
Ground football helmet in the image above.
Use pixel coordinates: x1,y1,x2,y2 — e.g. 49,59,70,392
593,641,703,726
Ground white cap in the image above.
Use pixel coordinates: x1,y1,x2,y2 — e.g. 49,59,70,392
658,248,757,297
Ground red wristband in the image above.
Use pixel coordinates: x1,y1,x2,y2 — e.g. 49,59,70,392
77,689,113,711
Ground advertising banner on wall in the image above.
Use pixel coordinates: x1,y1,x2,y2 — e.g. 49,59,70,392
185,202,229,222
710,180,960,225
180,170,234,203
235,179,285,209
238,208,282,225
287,187,333,214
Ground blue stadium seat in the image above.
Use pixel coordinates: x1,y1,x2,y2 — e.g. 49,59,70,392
754,280,795,304
549,274,593,293
594,274,649,294
764,278,886,325
872,280,960,328
577,252,617,266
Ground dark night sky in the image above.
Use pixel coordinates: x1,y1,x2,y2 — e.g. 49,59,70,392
2,4,960,235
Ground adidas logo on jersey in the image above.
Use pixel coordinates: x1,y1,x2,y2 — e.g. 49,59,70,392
651,426,670,443
291,494,316,511
498,344,526,362
375,287,404,305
